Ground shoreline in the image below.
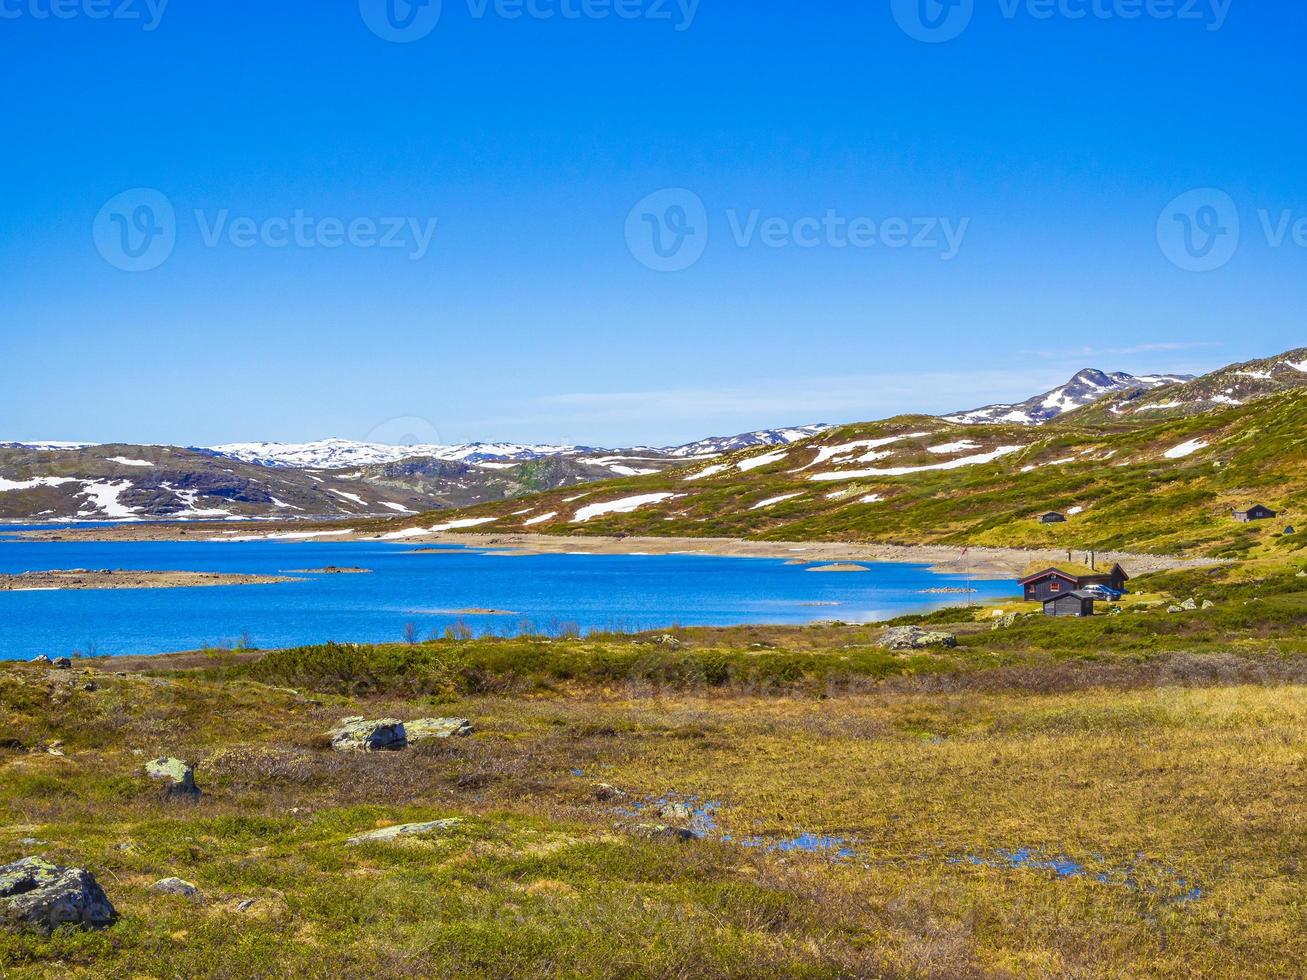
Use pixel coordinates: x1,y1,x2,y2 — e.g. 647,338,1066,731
0,569,300,592
8,521,1222,578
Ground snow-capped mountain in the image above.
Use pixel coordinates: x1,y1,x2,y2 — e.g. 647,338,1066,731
660,425,832,459
210,427,833,470
1089,348,1307,420
942,369,1191,426
208,438,584,470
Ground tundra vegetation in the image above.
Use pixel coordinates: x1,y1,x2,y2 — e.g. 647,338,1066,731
3,563,1307,978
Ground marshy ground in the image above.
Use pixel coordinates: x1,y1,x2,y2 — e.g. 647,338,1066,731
2,567,1306,978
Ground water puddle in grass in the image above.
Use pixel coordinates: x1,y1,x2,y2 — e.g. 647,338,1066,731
952,848,1202,903
619,794,856,859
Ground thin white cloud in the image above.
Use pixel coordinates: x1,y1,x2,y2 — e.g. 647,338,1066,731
1020,341,1223,359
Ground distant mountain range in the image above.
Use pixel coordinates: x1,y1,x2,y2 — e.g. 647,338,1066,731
943,369,1193,426
0,426,831,523
8,350,1306,527
208,426,833,470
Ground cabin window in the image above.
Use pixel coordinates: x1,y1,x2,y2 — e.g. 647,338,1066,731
1050,582,1061,592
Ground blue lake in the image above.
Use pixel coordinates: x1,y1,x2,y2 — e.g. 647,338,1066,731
0,530,1016,659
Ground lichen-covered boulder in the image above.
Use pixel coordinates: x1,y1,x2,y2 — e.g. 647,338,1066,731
877,626,958,651
1180,598,1199,611
406,717,474,743
146,757,199,798
329,717,407,752
0,857,116,934
150,877,199,898
346,818,462,845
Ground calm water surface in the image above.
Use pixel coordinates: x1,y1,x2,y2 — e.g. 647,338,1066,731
0,528,1016,659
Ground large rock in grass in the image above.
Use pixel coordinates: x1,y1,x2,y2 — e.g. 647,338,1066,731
633,824,700,842
329,717,407,753
406,717,474,743
346,818,462,845
146,757,199,798
877,626,958,652
0,857,116,934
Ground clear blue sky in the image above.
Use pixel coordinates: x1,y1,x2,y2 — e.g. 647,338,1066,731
1,0,1303,447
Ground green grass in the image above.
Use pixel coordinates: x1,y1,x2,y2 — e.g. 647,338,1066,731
5,603,1307,977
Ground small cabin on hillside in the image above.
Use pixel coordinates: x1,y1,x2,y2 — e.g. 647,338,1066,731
1233,504,1277,523
1020,562,1129,602
1038,512,1067,524
1044,590,1096,618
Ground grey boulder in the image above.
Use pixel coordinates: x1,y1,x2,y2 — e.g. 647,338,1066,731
878,626,958,651
329,717,407,752
150,877,199,898
146,757,199,798
0,857,116,934
346,818,462,845
406,717,474,743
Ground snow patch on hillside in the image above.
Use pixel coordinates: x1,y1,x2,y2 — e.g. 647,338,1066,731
750,493,801,510
737,451,788,472
108,457,153,467
1163,438,1208,459
808,445,1024,481
573,493,679,522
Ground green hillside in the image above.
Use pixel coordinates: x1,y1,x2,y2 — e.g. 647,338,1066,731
362,383,1307,561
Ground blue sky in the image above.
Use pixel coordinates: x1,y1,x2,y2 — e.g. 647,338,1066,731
1,0,1303,447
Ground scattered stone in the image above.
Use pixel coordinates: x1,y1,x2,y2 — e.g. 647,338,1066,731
406,717,474,743
1202,600,1216,610
82,681,98,692
46,741,65,757
593,783,627,802
655,801,693,822
877,626,958,651
150,877,199,898
51,658,72,670
145,757,199,798
346,818,462,845
31,655,49,665
1167,605,1183,614
1180,598,1199,611
632,824,699,842
990,612,1026,631
1108,605,1124,616
0,857,116,934
234,898,258,913
328,717,407,753
651,634,682,649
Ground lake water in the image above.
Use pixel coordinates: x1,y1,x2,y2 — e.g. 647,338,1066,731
0,530,1016,659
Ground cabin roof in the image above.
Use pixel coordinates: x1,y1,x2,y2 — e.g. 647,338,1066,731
1019,562,1129,584
1044,590,1098,602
